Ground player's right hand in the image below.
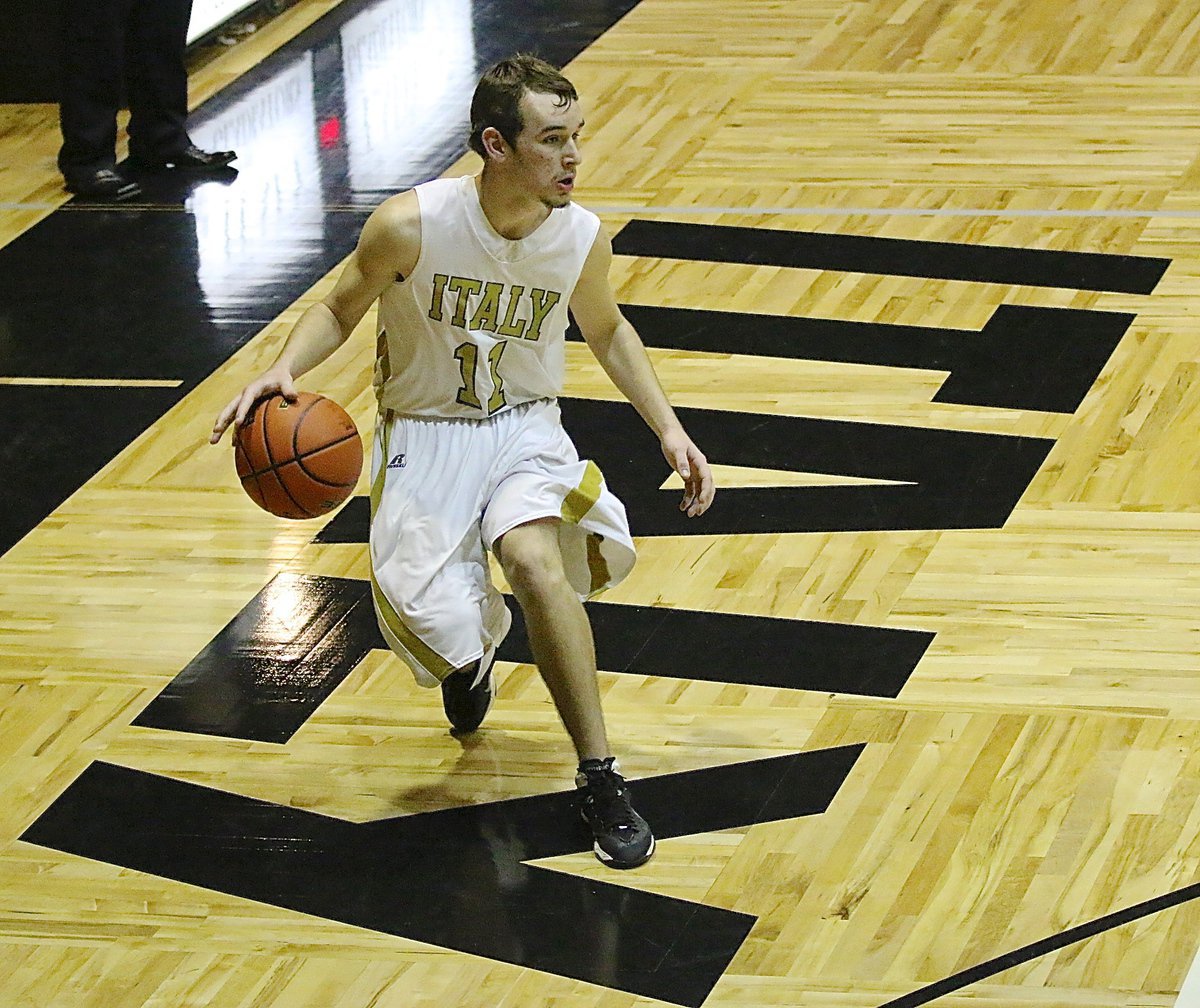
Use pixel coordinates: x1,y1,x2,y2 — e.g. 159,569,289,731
210,368,298,444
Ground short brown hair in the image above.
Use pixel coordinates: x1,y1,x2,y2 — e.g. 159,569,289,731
469,54,577,158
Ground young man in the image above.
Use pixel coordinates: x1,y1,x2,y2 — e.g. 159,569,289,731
211,55,714,869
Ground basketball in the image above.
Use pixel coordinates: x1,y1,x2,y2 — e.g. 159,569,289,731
232,392,363,519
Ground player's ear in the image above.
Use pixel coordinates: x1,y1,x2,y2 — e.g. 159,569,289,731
480,126,509,161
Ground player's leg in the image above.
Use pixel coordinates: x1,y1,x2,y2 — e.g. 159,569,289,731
496,518,654,868
368,410,510,730
495,518,607,758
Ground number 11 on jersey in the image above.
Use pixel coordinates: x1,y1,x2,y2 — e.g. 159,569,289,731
454,340,508,414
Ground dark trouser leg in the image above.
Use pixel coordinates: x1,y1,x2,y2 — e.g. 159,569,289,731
57,0,133,177
125,0,194,160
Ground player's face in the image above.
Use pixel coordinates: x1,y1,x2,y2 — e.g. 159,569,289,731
510,90,585,209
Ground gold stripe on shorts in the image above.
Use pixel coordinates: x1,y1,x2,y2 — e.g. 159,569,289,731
370,410,392,518
370,571,456,682
561,460,603,524
585,532,611,597
368,411,454,682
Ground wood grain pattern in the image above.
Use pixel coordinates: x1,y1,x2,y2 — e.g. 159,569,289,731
2,0,1200,1005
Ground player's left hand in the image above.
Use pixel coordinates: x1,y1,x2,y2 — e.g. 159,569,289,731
660,428,715,517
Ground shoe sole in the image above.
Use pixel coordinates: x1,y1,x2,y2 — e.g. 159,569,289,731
592,832,656,869
581,808,656,868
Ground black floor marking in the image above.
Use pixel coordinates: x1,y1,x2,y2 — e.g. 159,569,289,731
611,219,1169,294
1,384,186,556
136,574,930,742
320,398,1053,540
568,303,1134,413
3,210,266,382
501,597,930,698
564,399,1054,536
879,882,1200,1007
314,498,382,542
133,573,381,742
22,746,864,1007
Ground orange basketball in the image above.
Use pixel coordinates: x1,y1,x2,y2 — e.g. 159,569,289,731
233,392,363,519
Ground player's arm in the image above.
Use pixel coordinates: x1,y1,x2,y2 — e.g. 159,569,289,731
570,228,714,517
210,191,421,443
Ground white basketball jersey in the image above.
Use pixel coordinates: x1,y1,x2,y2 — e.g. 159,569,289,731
373,175,601,418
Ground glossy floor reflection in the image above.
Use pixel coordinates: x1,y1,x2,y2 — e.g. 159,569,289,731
0,0,638,556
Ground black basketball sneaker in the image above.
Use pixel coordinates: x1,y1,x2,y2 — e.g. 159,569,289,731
576,757,656,868
441,650,496,733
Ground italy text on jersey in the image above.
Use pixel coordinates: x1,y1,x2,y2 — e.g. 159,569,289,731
428,274,562,341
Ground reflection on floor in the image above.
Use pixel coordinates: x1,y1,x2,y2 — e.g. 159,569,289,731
0,0,639,556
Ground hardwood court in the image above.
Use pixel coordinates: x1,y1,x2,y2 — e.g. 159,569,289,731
2,0,1200,1005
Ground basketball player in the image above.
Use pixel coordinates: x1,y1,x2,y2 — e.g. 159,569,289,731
211,55,714,869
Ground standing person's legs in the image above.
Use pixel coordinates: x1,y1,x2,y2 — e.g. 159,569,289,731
124,0,192,161
57,0,133,185
495,517,608,761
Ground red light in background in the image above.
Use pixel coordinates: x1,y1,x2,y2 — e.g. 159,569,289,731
319,117,341,149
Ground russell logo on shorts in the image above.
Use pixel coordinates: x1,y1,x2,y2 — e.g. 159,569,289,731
387,453,407,469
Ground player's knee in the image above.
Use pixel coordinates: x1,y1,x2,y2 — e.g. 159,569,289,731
499,537,568,600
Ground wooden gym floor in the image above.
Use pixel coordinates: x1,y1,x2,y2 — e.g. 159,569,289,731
2,0,1200,1005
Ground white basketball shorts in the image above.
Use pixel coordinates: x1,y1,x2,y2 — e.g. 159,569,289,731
368,397,636,687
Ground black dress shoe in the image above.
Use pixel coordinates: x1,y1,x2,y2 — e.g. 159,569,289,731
132,145,237,171
64,168,142,201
